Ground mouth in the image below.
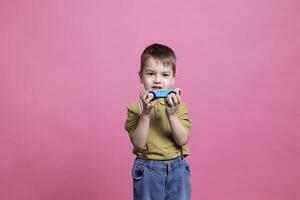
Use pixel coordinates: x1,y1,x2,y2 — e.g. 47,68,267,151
151,86,162,90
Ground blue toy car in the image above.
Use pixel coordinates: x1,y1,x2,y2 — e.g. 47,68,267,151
145,88,181,100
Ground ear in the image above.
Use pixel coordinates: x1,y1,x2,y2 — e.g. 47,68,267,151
139,71,143,83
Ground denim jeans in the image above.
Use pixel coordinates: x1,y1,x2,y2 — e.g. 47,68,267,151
132,156,191,200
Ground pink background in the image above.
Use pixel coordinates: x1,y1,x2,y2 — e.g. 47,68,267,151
1,0,300,199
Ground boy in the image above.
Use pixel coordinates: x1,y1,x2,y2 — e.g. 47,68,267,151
125,43,192,200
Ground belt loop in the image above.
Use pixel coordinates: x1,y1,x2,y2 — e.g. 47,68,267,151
180,155,184,167
142,144,148,160
180,146,183,158
181,146,184,167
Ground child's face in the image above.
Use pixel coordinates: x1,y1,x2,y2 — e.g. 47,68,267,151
139,57,175,90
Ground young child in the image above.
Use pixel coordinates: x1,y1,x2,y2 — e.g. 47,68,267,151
125,43,192,200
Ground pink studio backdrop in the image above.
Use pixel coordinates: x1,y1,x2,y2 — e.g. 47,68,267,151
1,0,299,199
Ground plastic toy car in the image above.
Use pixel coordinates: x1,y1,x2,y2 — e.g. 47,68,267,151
145,88,181,100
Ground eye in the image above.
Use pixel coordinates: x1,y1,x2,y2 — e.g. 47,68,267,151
147,73,154,76
163,74,170,77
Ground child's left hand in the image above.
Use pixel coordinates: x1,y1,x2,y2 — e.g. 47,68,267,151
165,93,181,116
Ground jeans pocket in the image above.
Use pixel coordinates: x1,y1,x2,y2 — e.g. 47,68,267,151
132,162,145,180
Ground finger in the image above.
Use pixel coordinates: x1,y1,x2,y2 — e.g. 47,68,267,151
145,99,157,111
176,93,182,104
145,94,155,104
168,93,176,102
142,93,150,103
171,94,178,106
149,99,158,107
140,91,147,101
139,91,144,100
167,95,174,107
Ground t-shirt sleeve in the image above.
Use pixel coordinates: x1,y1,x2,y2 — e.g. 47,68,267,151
178,102,192,132
124,104,140,137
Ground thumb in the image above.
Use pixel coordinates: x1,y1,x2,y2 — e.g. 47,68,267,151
150,99,158,106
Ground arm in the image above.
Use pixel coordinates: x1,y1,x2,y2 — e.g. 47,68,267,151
166,94,189,146
131,92,157,149
167,114,189,146
131,113,150,149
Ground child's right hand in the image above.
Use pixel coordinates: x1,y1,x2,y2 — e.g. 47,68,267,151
140,91,158,116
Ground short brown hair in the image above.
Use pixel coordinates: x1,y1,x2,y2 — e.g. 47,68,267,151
140,43,176,74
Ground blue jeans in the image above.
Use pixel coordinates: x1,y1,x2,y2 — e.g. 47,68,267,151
132,157,191,200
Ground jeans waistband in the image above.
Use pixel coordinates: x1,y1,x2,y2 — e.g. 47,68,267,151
135,156,184,171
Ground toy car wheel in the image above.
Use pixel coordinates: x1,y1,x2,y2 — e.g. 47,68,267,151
168,91,177,96
148,91,156,100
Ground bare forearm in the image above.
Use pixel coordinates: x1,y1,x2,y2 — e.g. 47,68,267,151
131,114,150,149
167,114,189,146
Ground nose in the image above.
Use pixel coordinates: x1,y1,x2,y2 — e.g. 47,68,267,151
154,75,161,83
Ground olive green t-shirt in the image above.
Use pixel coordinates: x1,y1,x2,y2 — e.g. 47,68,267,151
125,99,192,160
